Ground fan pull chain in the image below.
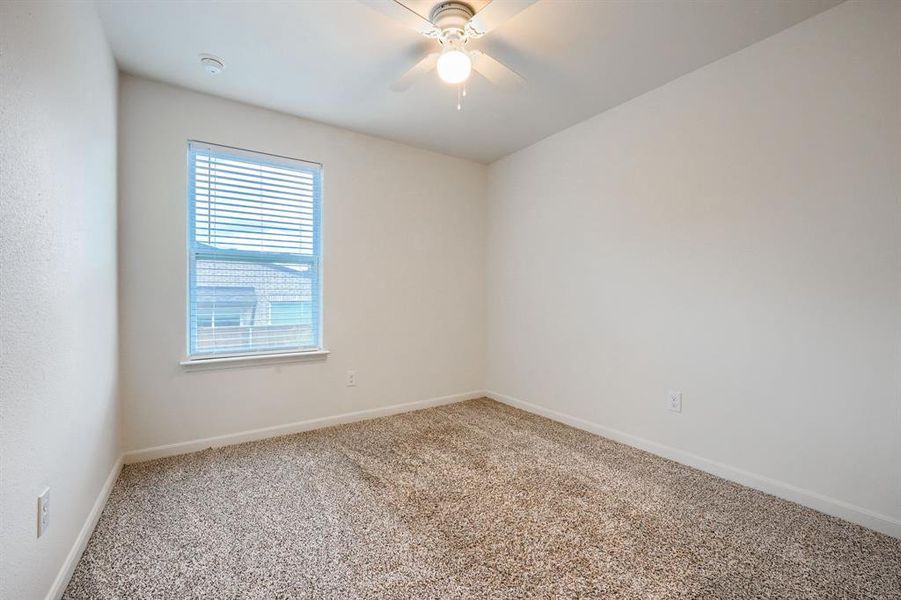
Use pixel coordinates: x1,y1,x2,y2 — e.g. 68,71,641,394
457,83,467,111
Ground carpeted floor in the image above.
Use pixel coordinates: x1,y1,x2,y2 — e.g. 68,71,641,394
65,398,900,599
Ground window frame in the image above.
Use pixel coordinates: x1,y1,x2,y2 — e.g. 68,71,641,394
183,140,325,364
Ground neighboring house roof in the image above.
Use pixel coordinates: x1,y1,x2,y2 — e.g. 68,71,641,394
195,287,256,305
194,242,310,277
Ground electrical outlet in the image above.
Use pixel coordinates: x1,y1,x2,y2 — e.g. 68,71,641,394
667,391,682,413
37,487,50,538
346,370,357,387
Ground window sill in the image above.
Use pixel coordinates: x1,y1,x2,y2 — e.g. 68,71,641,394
180,349,329,370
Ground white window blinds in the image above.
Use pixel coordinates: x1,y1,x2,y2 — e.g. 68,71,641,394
187,141,322,359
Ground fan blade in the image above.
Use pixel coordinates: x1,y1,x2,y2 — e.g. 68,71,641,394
391,53,439,91
466,0,538,36
470,51,524,88
358,0,438,37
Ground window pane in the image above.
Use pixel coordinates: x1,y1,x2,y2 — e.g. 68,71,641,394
188,142,321,358
190,257,318,355
270,300,311,327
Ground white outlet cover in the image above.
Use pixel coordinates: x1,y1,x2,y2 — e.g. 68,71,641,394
667,391,682,413
346,370,357,387
37,487,50,538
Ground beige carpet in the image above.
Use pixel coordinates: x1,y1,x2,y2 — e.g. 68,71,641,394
65,398,900,598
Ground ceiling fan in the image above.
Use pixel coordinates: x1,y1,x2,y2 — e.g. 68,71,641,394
360,0,537,108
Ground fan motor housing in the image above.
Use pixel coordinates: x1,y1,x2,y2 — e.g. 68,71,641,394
430,1,475,33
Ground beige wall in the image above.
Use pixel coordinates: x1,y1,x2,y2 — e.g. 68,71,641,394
486,1,901,534
118,75,487,453
0,2,121,598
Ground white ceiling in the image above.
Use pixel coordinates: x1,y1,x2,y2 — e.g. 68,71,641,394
96,0,841,163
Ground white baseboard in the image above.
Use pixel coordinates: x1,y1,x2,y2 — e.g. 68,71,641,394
486,390,901,540
46,455,123,600
124,390,485,464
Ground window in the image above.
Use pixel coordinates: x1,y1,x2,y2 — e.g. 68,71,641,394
187,141,322,359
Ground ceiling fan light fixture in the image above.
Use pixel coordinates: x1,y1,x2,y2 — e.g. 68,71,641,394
436,47,471,84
